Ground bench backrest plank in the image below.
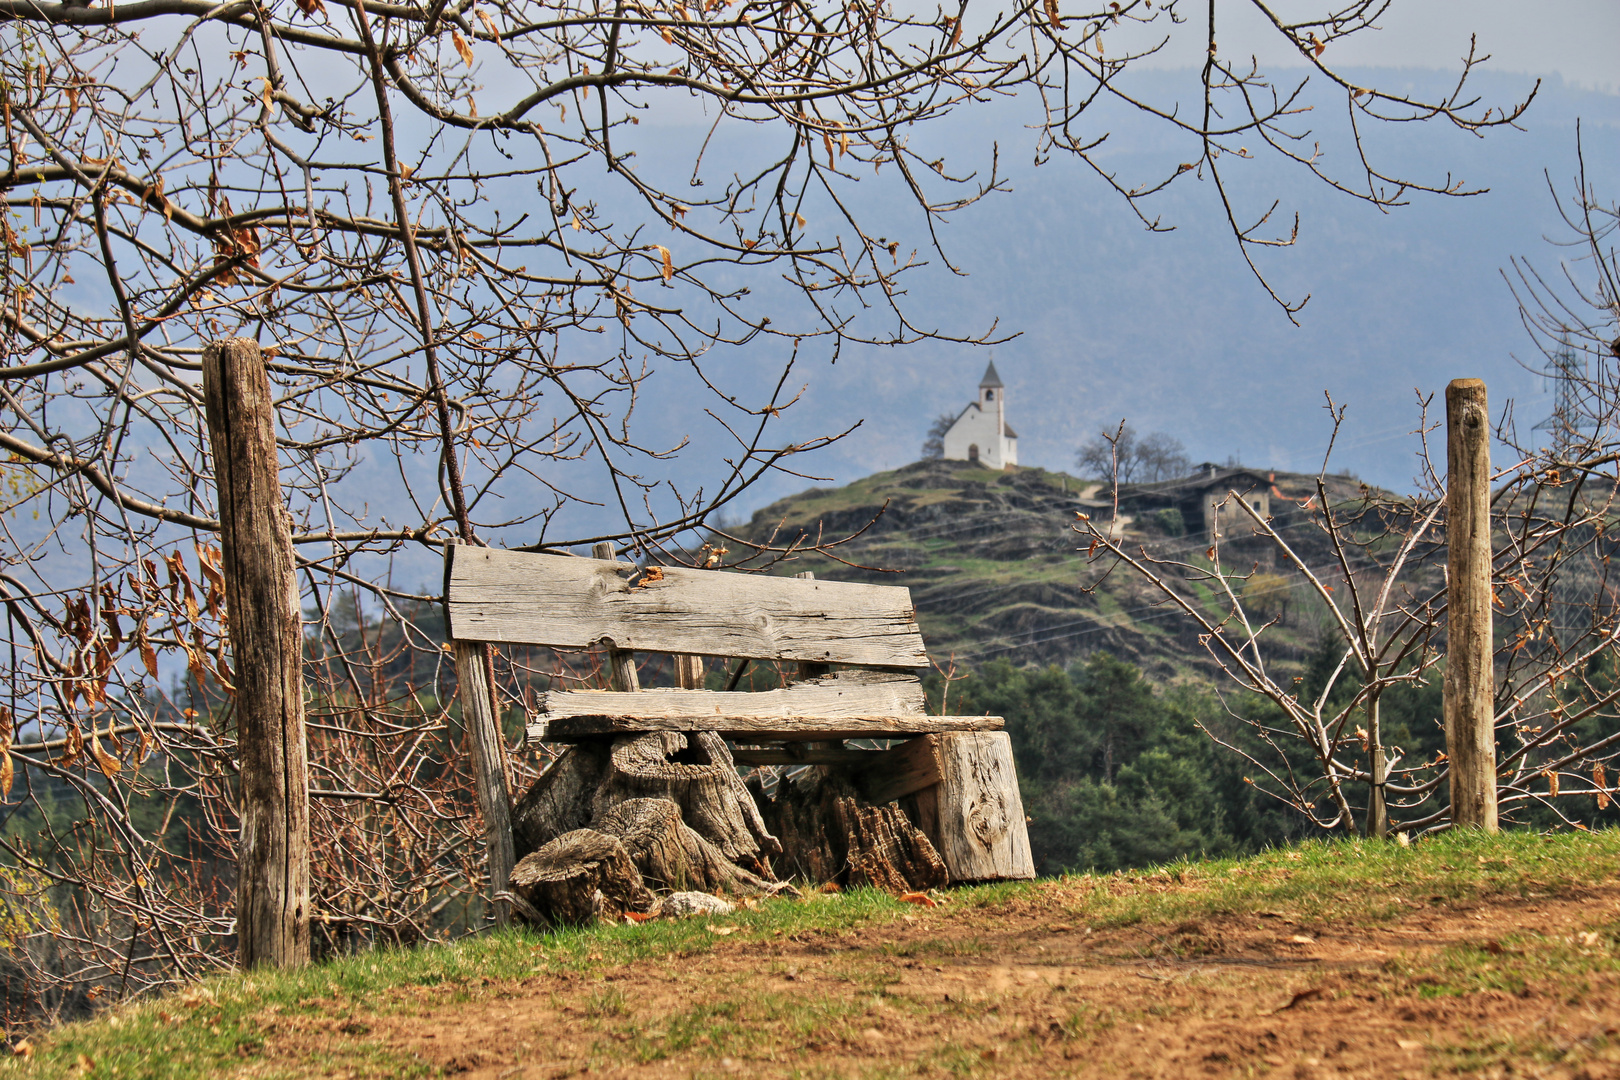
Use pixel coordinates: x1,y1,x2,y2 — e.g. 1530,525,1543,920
445,547,927,668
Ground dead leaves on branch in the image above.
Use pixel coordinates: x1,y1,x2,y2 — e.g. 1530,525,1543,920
45,543,230,783
212,224,262,287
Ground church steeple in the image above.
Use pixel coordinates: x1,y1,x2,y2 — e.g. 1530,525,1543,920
978,361,1004,420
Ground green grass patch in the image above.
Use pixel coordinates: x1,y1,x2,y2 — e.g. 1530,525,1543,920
9,831,1620,1078
1048,828,1620,931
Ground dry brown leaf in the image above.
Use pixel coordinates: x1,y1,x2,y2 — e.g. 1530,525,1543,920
1043,0,1061,30
62,724,85,769
0,750,12,800
91,722,122,780
661,25,673,42
453,29,475,66
294,0,326,16
1596,763,1609,810
653,244,673,281
898,892,936,907
476,7,499,35
707,924,740,935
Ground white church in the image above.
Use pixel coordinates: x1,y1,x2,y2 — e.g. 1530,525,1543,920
942,361,1018,469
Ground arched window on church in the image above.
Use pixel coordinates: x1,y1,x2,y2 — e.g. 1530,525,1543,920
984,389,994,401
968,444,980,463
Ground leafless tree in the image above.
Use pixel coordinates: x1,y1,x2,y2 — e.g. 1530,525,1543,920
0,0,1535,1022
1079,161,1620,839
921,413,958,460
1077,424,1189,484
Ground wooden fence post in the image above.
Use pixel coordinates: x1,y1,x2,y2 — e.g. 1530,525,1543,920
1444,377,1498,832
593,543,640,692
202,338,311,968
446,541,516,926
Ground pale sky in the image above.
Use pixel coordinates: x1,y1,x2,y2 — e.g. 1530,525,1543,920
1138,1,1620,93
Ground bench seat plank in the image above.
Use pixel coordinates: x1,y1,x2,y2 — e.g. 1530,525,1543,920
530,713,1003,744
536,670,926,724
446,547,927,667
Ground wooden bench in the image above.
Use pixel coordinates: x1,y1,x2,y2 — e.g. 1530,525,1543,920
444,543,1034,900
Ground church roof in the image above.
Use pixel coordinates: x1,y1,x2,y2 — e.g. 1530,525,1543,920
979,361,1004,388
1003,424,1017,438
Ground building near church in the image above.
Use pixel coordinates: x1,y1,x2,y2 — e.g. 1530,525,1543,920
942,362,1018,469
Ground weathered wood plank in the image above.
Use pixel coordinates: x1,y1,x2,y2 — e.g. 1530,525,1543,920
533,713,1003,743
445,546,927,667
931,732,1035,882
202,337,310,970
454,636,517,925
535,671,925,725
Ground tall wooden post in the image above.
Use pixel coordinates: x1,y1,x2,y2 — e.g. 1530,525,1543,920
202,338,311,968
1444,378,1498,832
446,541,516,927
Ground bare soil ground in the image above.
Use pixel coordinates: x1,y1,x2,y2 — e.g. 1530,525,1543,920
255,879,1620,1079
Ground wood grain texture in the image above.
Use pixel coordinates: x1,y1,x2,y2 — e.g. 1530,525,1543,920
673,654,705,690
454,635,517,924
445,546,927,667
202,338,310,969
592,543,641,692
930,732,1034,882
1444,378,1499,832
534,671,926,725
533,713,1003,743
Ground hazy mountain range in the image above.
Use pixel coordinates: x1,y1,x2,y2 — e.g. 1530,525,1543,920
644,68,1620,529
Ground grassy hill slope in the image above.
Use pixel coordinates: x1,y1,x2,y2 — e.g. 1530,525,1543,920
735,459,1369,680
12,829,1620,1079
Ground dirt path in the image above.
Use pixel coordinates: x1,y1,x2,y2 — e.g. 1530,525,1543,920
262,883,1620,1079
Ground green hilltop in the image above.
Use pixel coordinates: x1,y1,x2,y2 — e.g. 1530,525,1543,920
734,458,1372,680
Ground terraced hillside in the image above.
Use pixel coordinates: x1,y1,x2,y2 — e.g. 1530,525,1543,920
733,459,1373,679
